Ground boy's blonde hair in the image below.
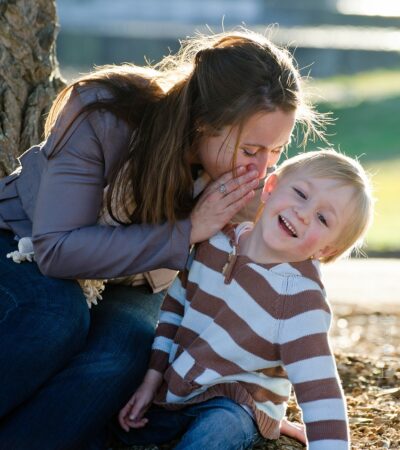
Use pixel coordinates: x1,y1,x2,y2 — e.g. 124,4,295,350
274,149,374,263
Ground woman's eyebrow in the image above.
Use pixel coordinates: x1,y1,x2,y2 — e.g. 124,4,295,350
242,140,290,150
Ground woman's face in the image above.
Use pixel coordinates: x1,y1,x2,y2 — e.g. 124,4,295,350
195,109,296,181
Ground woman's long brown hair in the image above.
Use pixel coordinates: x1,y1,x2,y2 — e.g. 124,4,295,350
45,29,325,225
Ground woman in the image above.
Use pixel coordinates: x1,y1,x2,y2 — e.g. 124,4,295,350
0,30,322,449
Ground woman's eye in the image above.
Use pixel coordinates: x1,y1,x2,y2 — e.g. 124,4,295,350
293,187,306,199
242,148,256,157
318,213,328,227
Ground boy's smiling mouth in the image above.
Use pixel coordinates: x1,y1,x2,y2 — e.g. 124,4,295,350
278,215,298,237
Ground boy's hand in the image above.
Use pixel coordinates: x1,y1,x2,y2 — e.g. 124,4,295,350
118,369,163,432
118,383,154,431
280,418,307,445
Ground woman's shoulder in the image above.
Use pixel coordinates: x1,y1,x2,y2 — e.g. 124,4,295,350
42,82,131,165
46,82,116,135
74,82,114,105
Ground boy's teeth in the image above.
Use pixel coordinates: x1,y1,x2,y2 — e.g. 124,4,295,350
281,216,297,237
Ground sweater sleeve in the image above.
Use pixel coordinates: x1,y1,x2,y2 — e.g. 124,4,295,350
279,291,350,450
148,250,194,373
32,86,191,279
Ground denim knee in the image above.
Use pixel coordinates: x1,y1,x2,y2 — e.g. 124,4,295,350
0,236,90,347
0,272,90,417
0,266,90,357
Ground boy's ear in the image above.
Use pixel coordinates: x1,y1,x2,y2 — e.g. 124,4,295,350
313,245,337,260
261,174,278,202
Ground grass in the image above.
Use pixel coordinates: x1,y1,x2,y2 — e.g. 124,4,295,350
310,95,400,162
287,68,400,252
308,69,400,107
303,68,400,161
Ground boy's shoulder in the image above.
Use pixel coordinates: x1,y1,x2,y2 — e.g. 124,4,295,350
205,222,253,252
221,222,239,241
194,223,243,267
220,221,253,241
201,227,232,255
248,259,328,305
206,222,239,249
246,252,324,285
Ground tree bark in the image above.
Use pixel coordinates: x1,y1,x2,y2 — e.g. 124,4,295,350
0,0,65,177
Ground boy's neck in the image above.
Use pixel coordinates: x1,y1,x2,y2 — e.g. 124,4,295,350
237,223,276,264
237,222,305,265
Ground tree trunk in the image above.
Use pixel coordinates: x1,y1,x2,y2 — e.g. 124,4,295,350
0,0,65,177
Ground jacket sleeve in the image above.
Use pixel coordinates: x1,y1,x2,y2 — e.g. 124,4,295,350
279,292,350,450
32,86,191,279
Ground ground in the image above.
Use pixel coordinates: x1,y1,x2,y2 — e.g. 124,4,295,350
328,305,399,450
111,302,400,450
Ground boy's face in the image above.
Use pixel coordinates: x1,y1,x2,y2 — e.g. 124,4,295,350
258,171,354,262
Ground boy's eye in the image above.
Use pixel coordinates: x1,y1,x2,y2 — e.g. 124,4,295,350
293,187,306,199
241,148,256,157
318,213,328,227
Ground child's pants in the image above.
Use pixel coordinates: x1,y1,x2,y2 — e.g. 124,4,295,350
114,396,261,450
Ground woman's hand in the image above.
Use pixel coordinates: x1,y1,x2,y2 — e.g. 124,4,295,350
190,166,259,244
118,369,162,432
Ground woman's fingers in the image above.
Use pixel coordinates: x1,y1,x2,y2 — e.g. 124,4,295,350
224,187,256,213
205,167,259,198
221,178,259,207
216,174,258,198
189,166,262,244
206,169,259,216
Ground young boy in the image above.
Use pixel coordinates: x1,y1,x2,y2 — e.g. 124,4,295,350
117,149,373,449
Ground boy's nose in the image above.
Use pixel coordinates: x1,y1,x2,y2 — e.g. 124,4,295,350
294,206,310,225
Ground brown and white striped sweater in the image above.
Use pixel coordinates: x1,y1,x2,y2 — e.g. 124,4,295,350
149,224,350,449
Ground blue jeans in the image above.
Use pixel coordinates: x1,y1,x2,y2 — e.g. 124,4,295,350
0,229,163,450
113,397,260,450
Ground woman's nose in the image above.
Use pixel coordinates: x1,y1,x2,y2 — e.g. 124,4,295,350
256,152,270,179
